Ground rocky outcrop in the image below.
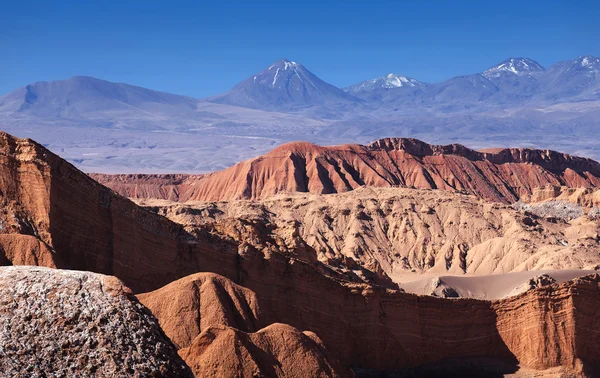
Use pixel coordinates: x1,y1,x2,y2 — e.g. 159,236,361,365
505,274,558,298
137,272,266,349
525,185,600,208
493,275,600,374
90,138,600,203
0,266,192,378
137,272,352,378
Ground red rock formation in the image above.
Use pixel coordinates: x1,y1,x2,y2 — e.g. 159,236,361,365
141,269,600,376
3,130,600,375
137,272,267,349
0,131,239,293
0,131,388,295
91,138,600,203
179,324,352,378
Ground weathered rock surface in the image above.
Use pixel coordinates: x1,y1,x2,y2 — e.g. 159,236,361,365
506,273,558,298
525,185,600,208
138,187,600,279
2,131,600,376
90,138,600,203
0,266,192,378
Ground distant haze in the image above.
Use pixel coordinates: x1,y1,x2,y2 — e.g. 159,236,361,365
0,55,598,173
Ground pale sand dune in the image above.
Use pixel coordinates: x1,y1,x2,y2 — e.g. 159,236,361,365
394,269,595,299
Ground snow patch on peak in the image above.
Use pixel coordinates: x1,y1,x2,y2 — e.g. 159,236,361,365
384,74,418,88
582,57,590,67
283,61,298,70
576,56,600,69
346,74,423,92
484,58,545,77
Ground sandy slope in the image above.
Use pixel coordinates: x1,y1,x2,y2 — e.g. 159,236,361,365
395,269,595,299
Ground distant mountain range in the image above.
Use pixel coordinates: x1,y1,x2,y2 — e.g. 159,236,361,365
207,55,600,112
0,55,598,173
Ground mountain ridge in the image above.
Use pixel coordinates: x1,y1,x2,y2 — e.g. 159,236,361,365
1,54,599,174
90,137,600,204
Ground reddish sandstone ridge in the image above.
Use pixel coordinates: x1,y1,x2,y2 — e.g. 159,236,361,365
0,131,237,293
90,138,600,203
0,131,391,294
3,130,600,375
137,272,266,349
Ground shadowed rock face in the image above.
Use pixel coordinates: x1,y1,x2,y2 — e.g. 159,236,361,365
0,266,192,378
139,269,600,377
179,324,352,378
91,137,600,204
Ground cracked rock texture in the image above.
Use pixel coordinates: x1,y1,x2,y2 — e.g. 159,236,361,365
0,266,192,378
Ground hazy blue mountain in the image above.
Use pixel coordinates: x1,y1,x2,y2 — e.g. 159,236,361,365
208,59,360,112
540,56,600,101
0,76,199,115
0,55,599,173
342,74,427,105
427,74,499,107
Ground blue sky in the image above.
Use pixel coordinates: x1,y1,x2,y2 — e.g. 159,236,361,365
1,0,598,97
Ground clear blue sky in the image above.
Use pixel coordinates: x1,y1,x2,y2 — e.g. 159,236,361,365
2,0,598,97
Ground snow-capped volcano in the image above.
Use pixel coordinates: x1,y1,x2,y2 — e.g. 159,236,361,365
483,58,545,77
209,59,359,111
256,59,305,88
344,74,423,93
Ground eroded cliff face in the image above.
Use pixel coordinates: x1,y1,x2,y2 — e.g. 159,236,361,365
90,137,600,203
0,132,251,293
137,187,600,280
525,186,600,208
